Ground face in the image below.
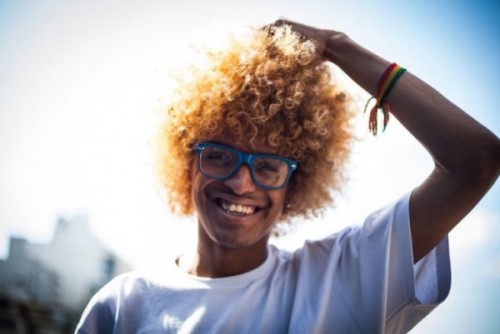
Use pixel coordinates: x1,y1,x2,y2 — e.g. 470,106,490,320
191,135,288,251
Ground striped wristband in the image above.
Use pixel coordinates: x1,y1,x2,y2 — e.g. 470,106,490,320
364,63,406,135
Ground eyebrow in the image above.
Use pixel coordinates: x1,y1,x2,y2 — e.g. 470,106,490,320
207,141,268,155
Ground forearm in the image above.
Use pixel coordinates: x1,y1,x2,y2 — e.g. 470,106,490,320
325,32,500,174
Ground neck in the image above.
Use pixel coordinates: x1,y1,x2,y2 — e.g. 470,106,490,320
178,231,270,278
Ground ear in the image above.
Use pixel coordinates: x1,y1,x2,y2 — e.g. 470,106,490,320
282,185,292,215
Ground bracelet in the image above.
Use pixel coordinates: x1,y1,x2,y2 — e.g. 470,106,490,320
364,63,406,135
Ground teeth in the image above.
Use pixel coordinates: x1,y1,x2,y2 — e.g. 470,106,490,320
221,200,256,215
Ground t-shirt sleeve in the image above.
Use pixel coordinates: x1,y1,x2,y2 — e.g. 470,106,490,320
382,192,451,333
75,278,119,334
294,192,451,333
360,191,451,333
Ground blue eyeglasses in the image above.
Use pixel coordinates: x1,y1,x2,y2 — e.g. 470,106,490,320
194,142,297,190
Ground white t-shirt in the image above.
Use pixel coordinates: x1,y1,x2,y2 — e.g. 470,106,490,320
76,193,451,333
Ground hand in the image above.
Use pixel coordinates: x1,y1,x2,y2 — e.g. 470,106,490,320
269,19,337,59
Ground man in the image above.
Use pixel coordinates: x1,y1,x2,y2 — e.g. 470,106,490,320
76,20,500,333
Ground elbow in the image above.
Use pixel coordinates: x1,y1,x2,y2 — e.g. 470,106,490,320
465,133,500,186
438,131,500,187
484,137,500,179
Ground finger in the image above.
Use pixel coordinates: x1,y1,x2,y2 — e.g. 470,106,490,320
256,15,287,32
262,18,328,58
273,19,317,38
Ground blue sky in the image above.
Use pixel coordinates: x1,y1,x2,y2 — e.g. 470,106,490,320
1,0,499,332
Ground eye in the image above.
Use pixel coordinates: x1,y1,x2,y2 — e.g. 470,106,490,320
203,148,234,167
254,159,281,173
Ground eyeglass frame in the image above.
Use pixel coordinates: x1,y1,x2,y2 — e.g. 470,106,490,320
194,142,298,190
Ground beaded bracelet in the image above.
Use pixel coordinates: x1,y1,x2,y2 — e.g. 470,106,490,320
364,63,407,135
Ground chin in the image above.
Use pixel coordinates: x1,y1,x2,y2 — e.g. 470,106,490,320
208,226,271,250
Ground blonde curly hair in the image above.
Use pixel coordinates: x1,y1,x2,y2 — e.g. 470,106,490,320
157,25,354,220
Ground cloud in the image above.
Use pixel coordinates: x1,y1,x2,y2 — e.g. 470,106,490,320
449,208,498,255
482,254,500,279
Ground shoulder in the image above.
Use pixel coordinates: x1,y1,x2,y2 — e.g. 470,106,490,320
291,193,411,261
97,270,151,298
79,272,136,309
75,270,152,333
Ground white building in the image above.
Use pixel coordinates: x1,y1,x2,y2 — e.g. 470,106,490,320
0,214,130,311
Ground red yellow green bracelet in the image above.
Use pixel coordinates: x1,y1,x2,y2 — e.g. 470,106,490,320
364,63,407,135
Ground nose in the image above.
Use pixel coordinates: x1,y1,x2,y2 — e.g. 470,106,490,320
223,164,256,194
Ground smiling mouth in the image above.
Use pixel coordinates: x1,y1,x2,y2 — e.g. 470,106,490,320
217,199,258,216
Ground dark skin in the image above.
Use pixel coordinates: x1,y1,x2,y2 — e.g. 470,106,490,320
178,21,500,277
178,134,288,277
275,19,500,262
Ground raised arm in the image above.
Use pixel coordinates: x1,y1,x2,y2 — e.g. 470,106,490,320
277,20,500,262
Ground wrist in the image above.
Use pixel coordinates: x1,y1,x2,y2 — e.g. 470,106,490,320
323,32,390,95
323,31,352,64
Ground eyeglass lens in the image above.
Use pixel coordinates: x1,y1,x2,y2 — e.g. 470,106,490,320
199,145,290,188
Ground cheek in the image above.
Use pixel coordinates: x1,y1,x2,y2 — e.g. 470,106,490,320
191,168,205,211
270,190,288,216
191,174,205,206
